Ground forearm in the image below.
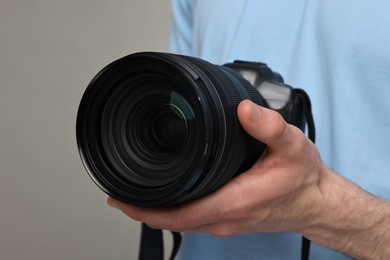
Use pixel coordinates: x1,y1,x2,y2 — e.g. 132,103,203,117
302,168,390,259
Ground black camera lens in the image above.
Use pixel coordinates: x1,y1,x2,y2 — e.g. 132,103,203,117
140,92,192,152
77,52,267,207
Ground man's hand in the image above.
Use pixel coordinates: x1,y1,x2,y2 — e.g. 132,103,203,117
107,100,325,234
107,100,390,259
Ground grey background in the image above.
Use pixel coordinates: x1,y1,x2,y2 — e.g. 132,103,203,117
0,1,171,259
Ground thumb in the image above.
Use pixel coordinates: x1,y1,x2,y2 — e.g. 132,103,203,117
237,100,298,153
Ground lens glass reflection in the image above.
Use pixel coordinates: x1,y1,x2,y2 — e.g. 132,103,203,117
145,91,195,153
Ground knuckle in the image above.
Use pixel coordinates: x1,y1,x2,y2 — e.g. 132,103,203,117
289,126,313,155
210,226,234,237
168,219,189,231
265,112,287,139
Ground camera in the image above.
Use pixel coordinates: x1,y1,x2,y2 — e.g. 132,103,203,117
76,52,308,207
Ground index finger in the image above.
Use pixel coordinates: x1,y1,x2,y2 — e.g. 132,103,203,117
107,194,225,232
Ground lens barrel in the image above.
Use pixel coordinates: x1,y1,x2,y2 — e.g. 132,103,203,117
76,52,267,207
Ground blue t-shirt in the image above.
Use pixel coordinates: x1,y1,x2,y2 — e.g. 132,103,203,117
170,0,390,259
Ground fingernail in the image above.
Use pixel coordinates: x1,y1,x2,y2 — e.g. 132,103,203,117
250,101,260,122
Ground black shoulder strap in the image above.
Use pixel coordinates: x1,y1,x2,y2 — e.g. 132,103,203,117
139,224,163,260
296,88,315,260
139,223,181,260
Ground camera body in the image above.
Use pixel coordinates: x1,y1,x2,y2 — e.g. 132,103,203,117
76,52,308,207
224,60,305,130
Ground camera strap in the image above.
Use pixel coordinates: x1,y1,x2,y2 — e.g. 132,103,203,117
138,89,315,260
295,88,316,260
139,223,181,260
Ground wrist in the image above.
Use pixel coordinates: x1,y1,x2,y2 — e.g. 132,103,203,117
301,168,390,259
